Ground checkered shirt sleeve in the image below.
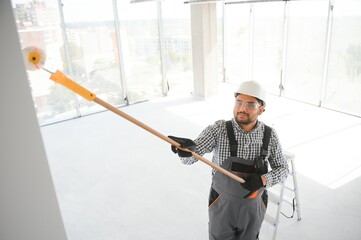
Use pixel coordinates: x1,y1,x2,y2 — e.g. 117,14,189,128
180,119,289,188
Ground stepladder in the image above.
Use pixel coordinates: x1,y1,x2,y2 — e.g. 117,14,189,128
263,151,302,240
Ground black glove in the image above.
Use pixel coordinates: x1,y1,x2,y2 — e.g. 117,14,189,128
168,135,196,157
241,175,264,192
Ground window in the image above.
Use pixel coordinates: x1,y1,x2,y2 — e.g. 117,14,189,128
323,0,361,116
161,0,193,95
282,1,329,105
252,2,284,95
13,0,196,125
224,4,251,84
62,0,126,115
13,0,361,124
13,0,77,125
116,1,163,103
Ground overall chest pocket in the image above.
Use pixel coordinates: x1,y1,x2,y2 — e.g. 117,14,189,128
230,158,256,180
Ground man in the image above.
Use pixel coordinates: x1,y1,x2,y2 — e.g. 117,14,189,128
169,81,289,240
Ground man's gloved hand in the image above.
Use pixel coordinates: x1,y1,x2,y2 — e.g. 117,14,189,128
168,135,196,157
241,175,264,192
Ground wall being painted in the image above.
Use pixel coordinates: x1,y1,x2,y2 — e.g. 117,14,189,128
0,1,68,239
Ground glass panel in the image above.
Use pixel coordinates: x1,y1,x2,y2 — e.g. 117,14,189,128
161,1,193,95
62,0,125,115
116,1,163,103
224,4,251,84
323,0,361,117
12,0,78,125
282,1,329,105
217,2,224,83
252,2,284,95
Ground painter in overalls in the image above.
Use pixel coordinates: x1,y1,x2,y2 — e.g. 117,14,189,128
169,81,289,240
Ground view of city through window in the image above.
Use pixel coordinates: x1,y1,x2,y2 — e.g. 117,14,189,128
12,0,361,125
12,0,193,125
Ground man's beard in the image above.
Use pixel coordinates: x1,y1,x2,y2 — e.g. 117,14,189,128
235,112,252,125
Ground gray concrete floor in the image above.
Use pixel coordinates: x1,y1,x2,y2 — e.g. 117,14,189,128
41,83,361,240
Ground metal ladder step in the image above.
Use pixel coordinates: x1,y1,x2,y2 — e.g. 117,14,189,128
268,190,295,206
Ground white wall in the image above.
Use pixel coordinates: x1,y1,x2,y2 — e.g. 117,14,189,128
191,3,218,98
0,1,68,239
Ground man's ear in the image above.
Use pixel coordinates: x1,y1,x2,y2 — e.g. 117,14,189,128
259,105,265,115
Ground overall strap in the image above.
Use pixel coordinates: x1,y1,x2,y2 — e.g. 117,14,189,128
226,120,238,157
261,125,272,160
254,124,272,175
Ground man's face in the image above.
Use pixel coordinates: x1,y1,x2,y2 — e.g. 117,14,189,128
233,94,265,126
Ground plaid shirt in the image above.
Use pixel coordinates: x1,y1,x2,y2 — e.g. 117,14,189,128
181,118,289,188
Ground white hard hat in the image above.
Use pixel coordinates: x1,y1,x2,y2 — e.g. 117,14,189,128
234,81,266,104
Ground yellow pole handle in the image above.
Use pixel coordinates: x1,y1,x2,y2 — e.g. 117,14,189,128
49,70,96,101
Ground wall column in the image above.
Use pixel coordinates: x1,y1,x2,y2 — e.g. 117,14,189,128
190,3,218,98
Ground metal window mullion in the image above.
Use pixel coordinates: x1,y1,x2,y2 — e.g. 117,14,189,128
280,0,289,96
222,0,226,82
249,4,254,80
57,0,81,117
157,1,168,96
112,0,129,105
320,0,334,107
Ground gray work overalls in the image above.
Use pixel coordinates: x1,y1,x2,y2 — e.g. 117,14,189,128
208,121,269,240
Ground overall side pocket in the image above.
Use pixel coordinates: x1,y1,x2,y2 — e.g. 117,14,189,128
261,189,268,209
208,187,220,208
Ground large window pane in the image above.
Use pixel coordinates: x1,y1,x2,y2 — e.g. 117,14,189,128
161,1,193,95
116,1,163,103
282,1,329,105
224,4,250,84
12,0,78,125
323,0,361,116
252,2,284,95
62,0,125,115
217,2,224,83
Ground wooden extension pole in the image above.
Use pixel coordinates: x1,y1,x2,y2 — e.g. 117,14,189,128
94,97,245,184
48,69,245,184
